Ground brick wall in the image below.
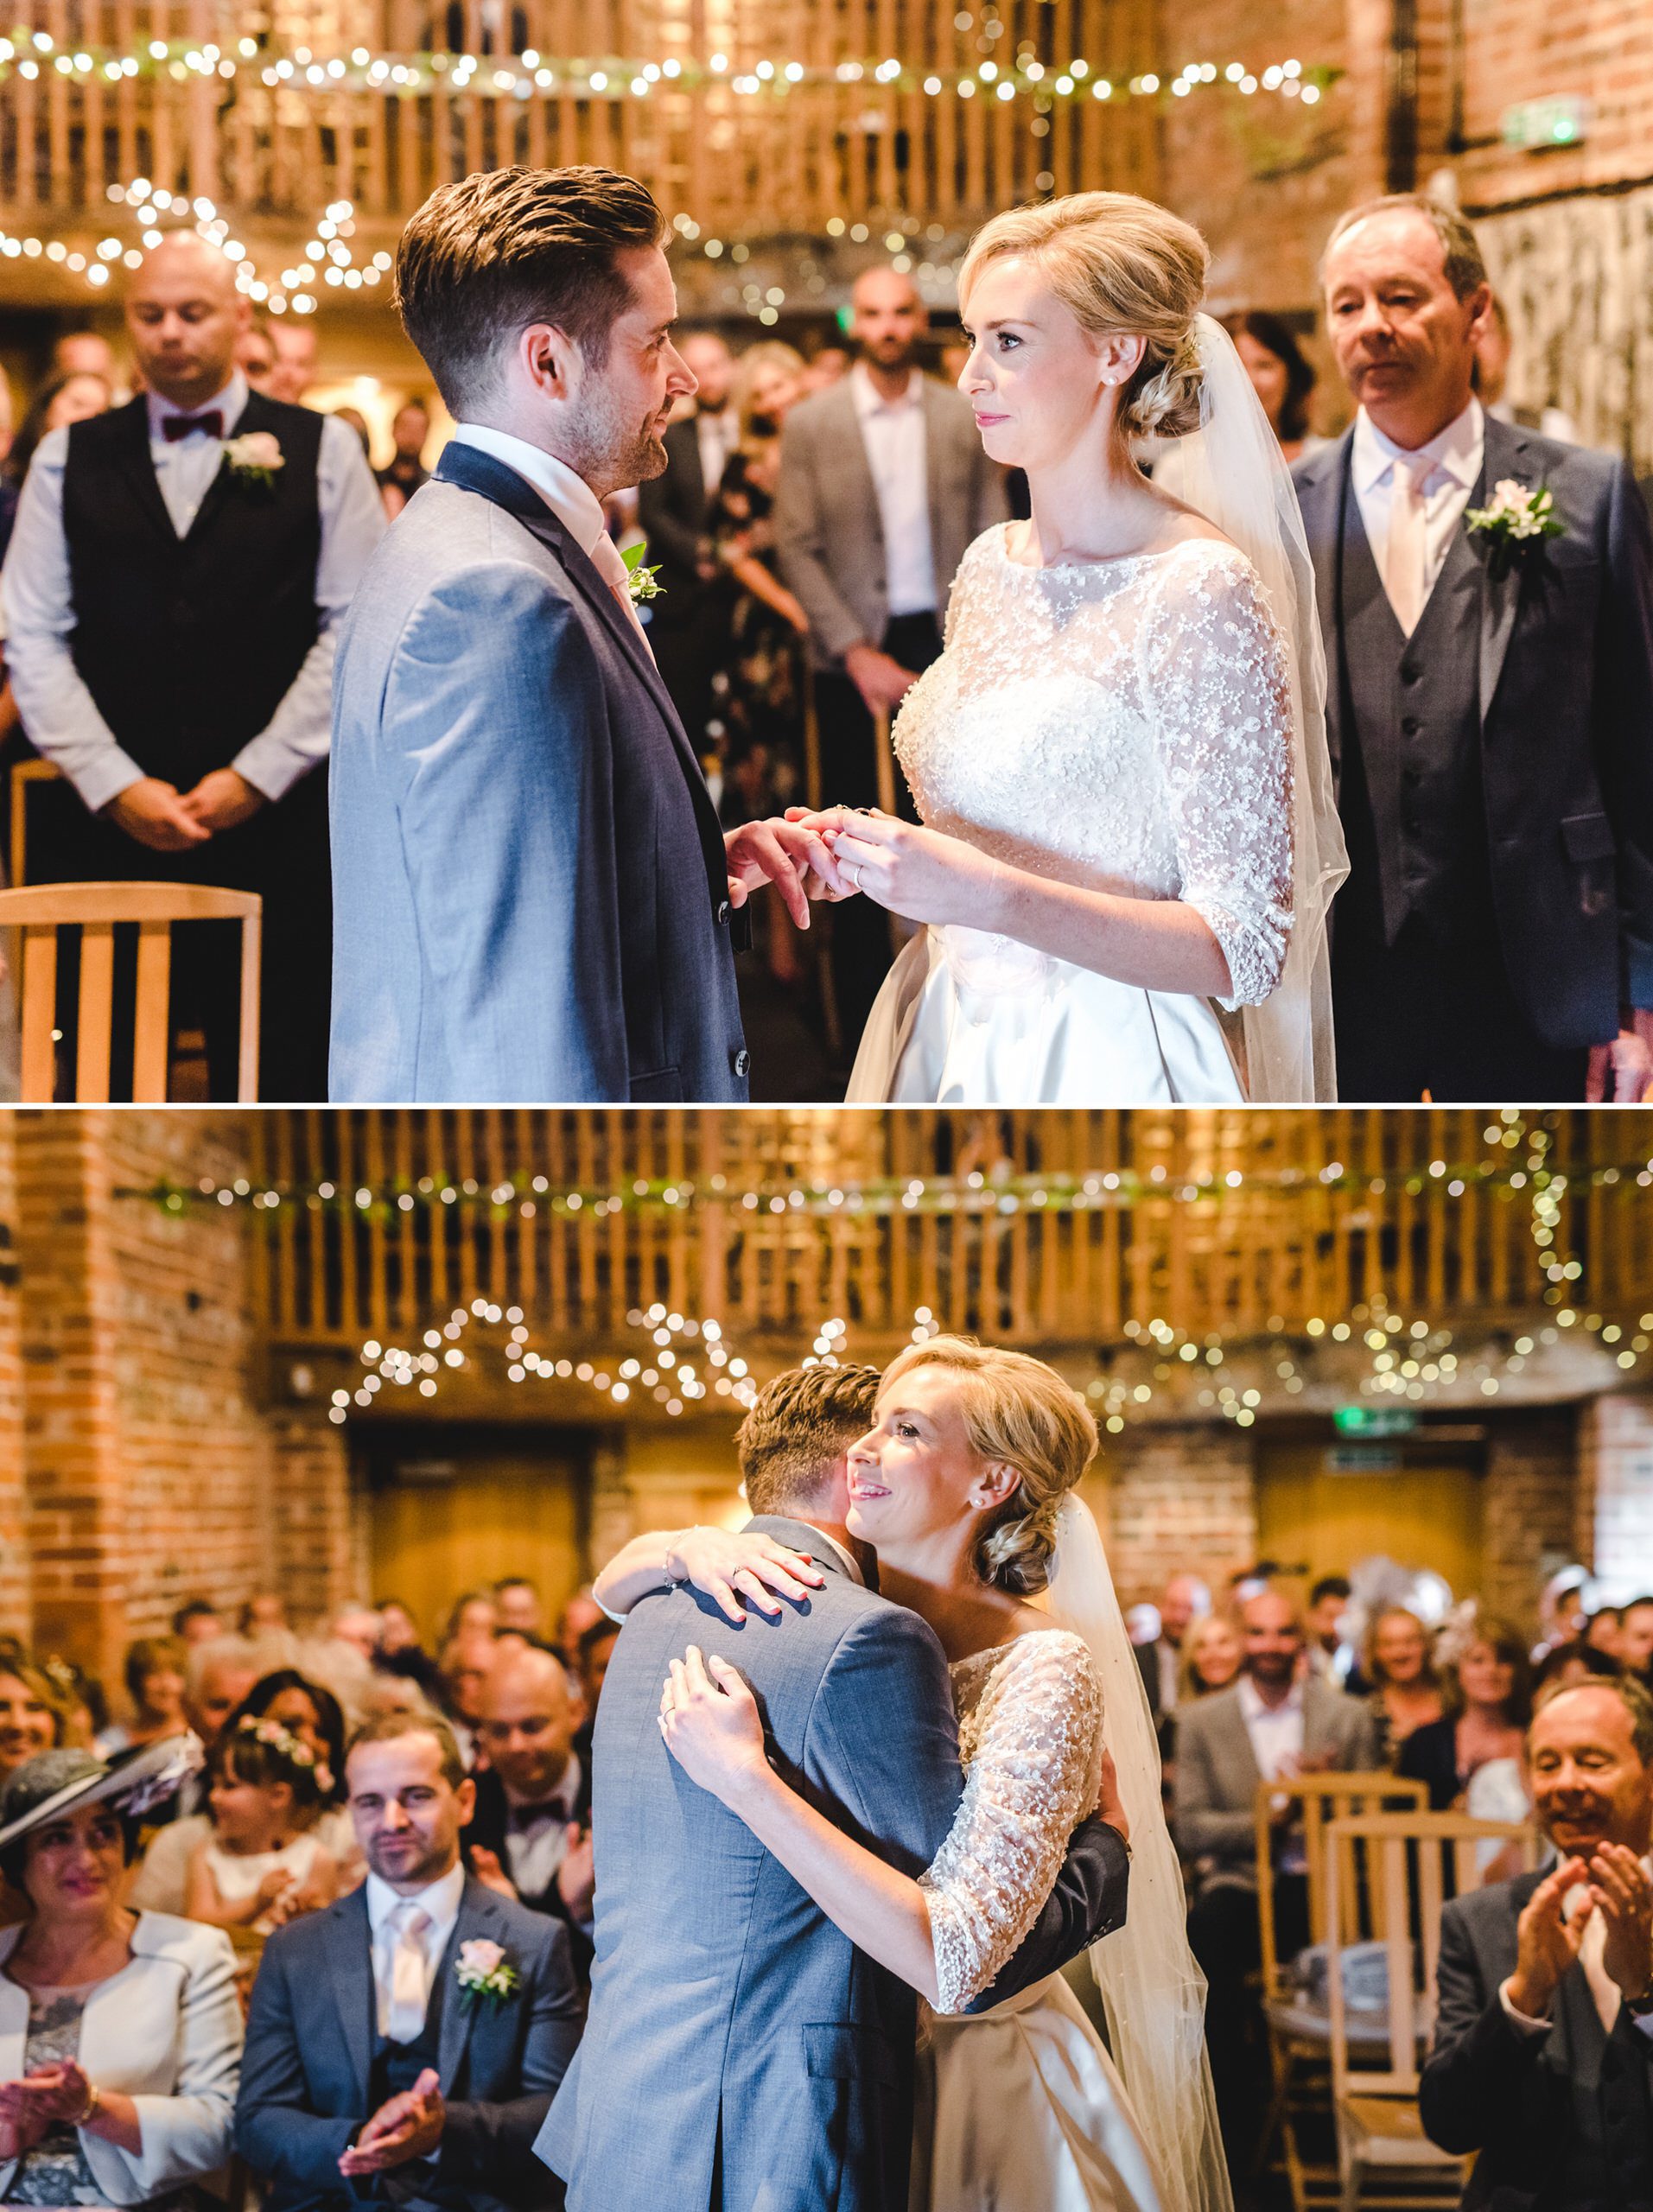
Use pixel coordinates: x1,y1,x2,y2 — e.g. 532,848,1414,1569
13,1112,362,1688
1580,1392,1653,1599
1089,1422,1259,1611
1480,1408,1580,1632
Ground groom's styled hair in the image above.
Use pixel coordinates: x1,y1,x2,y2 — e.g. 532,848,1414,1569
393,164,670,414
737,1364,882,1516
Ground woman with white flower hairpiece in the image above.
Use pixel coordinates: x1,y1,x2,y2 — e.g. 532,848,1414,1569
789,190,1347,1105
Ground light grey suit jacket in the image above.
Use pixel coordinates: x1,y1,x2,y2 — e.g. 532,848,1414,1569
1173,1676,1381,1881
774,372,1010,671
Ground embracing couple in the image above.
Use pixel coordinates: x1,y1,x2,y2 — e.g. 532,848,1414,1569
327,164,1345,1106
536,1343,1230,2212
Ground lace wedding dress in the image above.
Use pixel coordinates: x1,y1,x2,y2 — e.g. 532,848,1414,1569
909,1628,1165,2212
846,524,1297,1104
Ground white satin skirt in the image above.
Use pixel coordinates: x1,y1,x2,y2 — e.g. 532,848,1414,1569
910,1974,1166,2212
846,925,1245,1106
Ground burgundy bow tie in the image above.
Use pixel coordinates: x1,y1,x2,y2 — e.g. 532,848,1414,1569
162,410,223,442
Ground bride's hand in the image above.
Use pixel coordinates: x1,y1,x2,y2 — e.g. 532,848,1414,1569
659,1647,772,1808
664,1529,826,1624
826,810,1004,926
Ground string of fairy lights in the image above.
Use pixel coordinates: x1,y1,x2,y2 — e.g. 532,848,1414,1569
118,1110,1653,1433
0,36,1332,309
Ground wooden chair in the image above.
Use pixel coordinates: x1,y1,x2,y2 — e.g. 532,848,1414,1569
9,756,62,888
1324,1810,1542,2212
0,881,262,1102
1253,1773,1430,2212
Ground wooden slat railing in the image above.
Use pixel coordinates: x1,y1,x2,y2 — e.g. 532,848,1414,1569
248,1109,1653,1352
0,0,1155,245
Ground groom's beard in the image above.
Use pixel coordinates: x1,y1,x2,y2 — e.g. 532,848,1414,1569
563,380,671,493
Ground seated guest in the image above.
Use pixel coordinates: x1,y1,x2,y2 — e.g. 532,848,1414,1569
444,1593,498,1645
551,1592,602,1661
1365,1605,1446,1763
1136,1572,1212,1734
235,1713,581,2212
186,1713,340,1934
492,1580,544,1643
1400,1616,1532,1810
436,1635,495,1770
1,372,111,496
0,1666,61,1796
1419,1676,1653,2209
378,1602,425,1660
1180,1612,1245,1701
0,1747,243,2206
1535,1642,1625,1698
1306,1574,1356,1688
1220,308,1325,463
1175,1586,1379,2161
238,1592,290,1638
573,1620,617,1723
98,1636,190,1757
230,1668,356,1869
1584,1606,1623,1657
377,398,433,520
467,1651,592,1982
1619,1598,1653,1689
172,1601,225,1649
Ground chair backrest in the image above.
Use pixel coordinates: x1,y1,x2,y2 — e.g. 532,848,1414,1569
9,758,61,888
0,881,262,1102
1323,1810,1542,2100
1254,1772,1429,1999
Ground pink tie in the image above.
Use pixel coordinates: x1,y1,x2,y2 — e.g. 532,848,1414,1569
589,531,656,659
1385,454,1433,637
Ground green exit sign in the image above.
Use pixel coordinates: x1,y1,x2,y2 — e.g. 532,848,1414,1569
1332,1406,1419,1439
1502,95,1592,150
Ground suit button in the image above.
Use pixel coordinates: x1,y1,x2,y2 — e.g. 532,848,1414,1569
1403,767,1421,787
734,1048,750,1077
716,899,731,925
1402,715,1421,735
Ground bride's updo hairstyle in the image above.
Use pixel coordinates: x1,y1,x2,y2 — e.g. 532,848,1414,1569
878,1336,1097,1594
957,191,1211,442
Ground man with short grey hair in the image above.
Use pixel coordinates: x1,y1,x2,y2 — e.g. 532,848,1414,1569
1297,192,1653,1104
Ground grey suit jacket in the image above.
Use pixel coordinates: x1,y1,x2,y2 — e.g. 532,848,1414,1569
1294,417,1653,1048
235,1876,582,2212
774,373,1010,671
327,441,747,1103
537,1516,1130,2212
1173,1677,1380,1879
1419,1870,1653,2212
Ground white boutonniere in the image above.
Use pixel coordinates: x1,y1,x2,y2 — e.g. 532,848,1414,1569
1464,478,1563,579
455,1938,519,2006
222,430,285,488
621,538,664,606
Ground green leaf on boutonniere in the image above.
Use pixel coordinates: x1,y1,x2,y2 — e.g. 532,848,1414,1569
620,537,665,605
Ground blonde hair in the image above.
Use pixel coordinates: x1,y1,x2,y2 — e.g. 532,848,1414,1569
877,1336,1097,1594
732,340,806,440
958,191,1211,441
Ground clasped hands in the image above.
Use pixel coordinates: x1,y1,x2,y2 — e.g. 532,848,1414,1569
337,2065,446,2180
0,2057,96,2158
1508,1844,1653,2018
103,766,266,851
726,806,999,932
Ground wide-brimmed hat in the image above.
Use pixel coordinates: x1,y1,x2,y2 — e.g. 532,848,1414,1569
0,1732,204,1853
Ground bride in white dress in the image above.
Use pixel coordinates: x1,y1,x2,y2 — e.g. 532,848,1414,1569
802,193,1345,1103
647,1338,1230,2212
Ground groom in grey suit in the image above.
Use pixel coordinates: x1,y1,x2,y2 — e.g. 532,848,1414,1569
328,166,842,1103
537,1363,1132,2212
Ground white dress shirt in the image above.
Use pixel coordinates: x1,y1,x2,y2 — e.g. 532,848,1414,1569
451,422,652,651
1237,1674,1307,1782
0,371,385,815
366,1859,467,2039
501,1751,584,1901
1351,397,1485,633
1499,1851,1653,2042
694,405,739,498
850,364,938,619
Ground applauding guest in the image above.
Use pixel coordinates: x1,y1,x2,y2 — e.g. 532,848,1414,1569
185,1715,340,1936
467,1649,592,1986
0,1745,243,2208
0,232,385,1100
1420,1676,1653,2209
235,1713,580,2212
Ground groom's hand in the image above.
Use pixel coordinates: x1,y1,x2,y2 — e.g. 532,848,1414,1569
1586,1024,1653,1103
724,818,849,927
339,2071,445,2175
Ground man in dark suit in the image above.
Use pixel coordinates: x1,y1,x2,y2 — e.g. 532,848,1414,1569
1296,192,1653,1103
537,1361,1132,2212
466,1645,594,1988
237,1712,582,2212
1420,1675,1653,2211
636,331,738,744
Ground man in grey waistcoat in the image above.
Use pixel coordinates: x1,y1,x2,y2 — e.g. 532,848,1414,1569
537,1363,1132,2212
1297,192,1653,1103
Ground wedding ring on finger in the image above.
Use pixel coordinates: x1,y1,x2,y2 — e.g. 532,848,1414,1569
847,861,864,892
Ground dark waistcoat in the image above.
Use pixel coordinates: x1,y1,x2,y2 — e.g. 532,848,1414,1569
368,1955,447,2109
1336,463,1492,945
60,391,323,791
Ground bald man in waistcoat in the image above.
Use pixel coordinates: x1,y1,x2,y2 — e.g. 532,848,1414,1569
0,234,385,1098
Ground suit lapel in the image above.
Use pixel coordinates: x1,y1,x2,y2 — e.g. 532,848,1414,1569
433,441,729,899
436,1878,504,2094
326,1889,375,2107
836,379,886,569
113,393,182,547
1472,415,1530,724
1297,435,1351,779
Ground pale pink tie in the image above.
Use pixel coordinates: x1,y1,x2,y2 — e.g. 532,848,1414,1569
1384,453,1433,637
385,1903,433,2043
589,531,656,659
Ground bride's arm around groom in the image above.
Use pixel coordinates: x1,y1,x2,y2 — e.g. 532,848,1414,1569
327,163,839,1105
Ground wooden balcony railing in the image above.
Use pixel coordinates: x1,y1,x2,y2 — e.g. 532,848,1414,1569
1,0,1159,247
248,1109,1653,1357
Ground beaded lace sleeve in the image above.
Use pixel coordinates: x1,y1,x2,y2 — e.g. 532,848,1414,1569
1136,542,1295,1009
919,1630,1103,2015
